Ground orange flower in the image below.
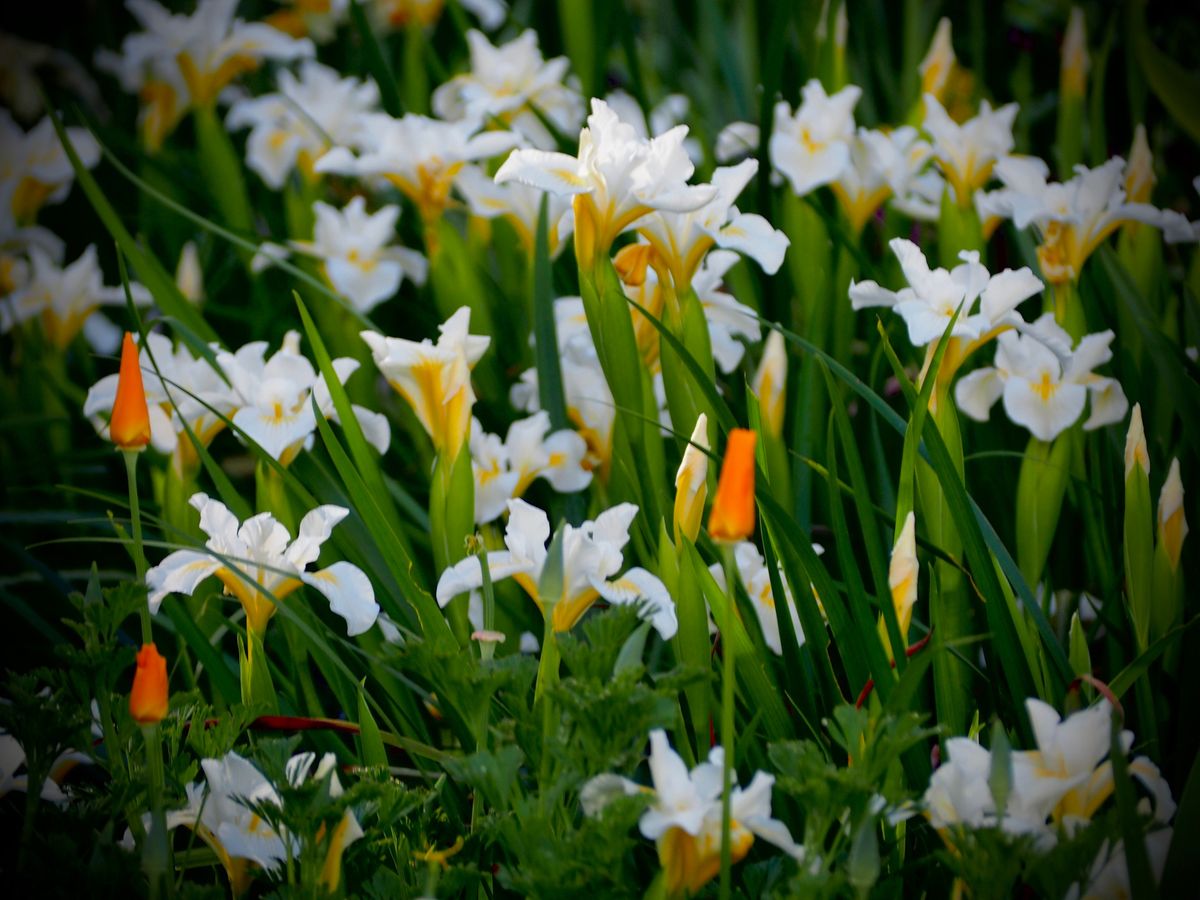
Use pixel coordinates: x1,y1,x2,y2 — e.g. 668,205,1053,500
130,643,168,725
707,429,757,542
110,332,152,450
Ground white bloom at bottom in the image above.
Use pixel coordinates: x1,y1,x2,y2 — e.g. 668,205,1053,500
582,729,801,896
1065,830,1172,900
924,699,1176,847
121,749,363,893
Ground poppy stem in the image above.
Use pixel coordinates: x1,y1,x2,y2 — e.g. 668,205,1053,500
718,543,738,900
123,449,151,644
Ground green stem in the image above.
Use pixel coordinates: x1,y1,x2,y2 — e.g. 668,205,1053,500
718,544,738,900
124,450,152,644
476,538,497,663
536,612,560,794
141,723,172,899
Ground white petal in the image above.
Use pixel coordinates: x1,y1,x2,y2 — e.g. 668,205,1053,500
435,552,531,606
848,279,899,310
494,148,592,196
715,212,788,274
1002,379,1087,442
580,774,643,817
955,367,1003,422
1083,377,1129,431
980,267,1043,324
146,551,222,613
301,562,378,636
592,567,677,639
287,505,349,569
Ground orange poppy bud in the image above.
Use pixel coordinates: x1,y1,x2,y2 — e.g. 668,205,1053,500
110,332,152,450
130,643,168,725
707,429,757,542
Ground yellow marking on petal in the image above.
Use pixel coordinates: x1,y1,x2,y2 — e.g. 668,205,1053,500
11,177,54,225
1031,371,1058,403
552,167,587,187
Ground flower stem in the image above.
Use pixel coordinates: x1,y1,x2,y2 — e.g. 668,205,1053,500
123,450,151,644
718,544,738,900
141,723,172,899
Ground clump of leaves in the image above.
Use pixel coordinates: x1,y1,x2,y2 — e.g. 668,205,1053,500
496,790,651,899
769,705,935,898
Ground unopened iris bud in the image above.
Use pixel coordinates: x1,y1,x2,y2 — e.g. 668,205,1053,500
129,643,168,725
919,18,956,102
1158,458,1188,571
110,332,152,451
1061,8,1090,99
708,429,757,542
889,512,919,643
1126,125,1155,205
752,331,788,437
673,414,709,543
1124,403,1150,479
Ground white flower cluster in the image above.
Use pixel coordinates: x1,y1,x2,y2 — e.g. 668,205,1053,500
925,699,1175,844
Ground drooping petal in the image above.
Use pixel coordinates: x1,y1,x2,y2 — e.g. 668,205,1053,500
714,211,788,274
146,550,222,613
980,267,1043,324
286,505,350,569
1083,378,1129,431
494,148,592,196
848,279,900,310
301,562,378,636
592,567,678,639
435,551,532,607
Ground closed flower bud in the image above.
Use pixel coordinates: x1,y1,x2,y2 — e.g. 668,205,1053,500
1124,403,1150,479
708,429,757,542
752,331,787,437
1126,125,1155,206
1061,8,1090,99
129,643,168,725
1158,458,1188,572
673,414,709,543
889,512,919,643
110,332,152,450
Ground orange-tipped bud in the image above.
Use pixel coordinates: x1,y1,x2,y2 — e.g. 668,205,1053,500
707,429,757,542
110,332,151,450
129,643,168,725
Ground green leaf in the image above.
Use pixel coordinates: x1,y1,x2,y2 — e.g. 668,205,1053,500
310,397,454,646
295,295,415,561
533,197,569,431
1110,713,1155,900
1108,615,1200,699
348,0,403,115
357,681,390,768
823,411,895,699
686,540,792,739
1096,247,1200,454
1136,34,1200,145
1162,747,1200,896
